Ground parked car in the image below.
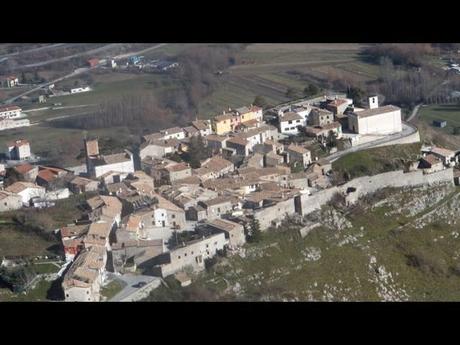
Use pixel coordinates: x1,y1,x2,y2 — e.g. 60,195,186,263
132,281,147,288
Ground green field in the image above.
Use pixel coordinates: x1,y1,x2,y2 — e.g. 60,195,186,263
418,104,460,132
197,44,379,117
100,280,125,300
0,225,58,257
332,143,422,180
0,193,89,258
0,279,53,302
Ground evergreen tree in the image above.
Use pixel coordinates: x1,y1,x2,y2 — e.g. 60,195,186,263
253,95,269,109
248,218,262,243
286,87,299,99
304,84,320,97
185,134,210,168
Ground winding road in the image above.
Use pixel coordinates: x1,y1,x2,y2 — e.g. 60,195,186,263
2,43,168,105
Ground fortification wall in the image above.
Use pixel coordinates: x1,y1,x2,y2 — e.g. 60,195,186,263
254,198,296,231
293,168,454,229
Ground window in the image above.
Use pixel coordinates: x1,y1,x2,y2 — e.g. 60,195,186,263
214,241,217,245
288,120,292,124
178,255,181,259
172,214,175,219
206,244,209,248
217,207,221,213
66,294,69,298
87,291,89,294
191,251,194,255
184,253,187,257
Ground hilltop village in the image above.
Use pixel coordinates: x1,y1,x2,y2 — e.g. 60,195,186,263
1,92,458,301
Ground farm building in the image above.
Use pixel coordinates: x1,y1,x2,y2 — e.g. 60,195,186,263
433,120,447,128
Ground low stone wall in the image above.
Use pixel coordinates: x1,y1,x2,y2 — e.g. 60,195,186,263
372,129,421,148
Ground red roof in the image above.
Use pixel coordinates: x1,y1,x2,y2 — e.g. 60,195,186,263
37,169,57,183
13,163,35,175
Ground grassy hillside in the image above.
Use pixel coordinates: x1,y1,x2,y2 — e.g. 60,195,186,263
145,183,460,301
332,143,422,180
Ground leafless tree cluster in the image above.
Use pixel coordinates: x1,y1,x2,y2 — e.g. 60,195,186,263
363,44,436,67
50,93,174,131
377,59,443,107
164,44,246,116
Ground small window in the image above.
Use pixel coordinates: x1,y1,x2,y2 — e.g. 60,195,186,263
206,244,209,248
66,294,69,298
172,214,175,219
184,253,187,257
87,291,89,295
178,255,181,259
191,251,194,255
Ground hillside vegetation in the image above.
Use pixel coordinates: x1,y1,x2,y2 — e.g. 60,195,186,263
331,143,421,182
145,183,460,301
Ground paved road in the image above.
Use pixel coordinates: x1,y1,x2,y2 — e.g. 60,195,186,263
327,123,418,162
2,43,168,105
0,43,68,59
108,273,161,302
112,43,167,60
3,66,97,104
406,103,423,122
9,43,120,70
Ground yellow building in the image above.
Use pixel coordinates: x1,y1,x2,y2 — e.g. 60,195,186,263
235,105,263,124
212,113,236,135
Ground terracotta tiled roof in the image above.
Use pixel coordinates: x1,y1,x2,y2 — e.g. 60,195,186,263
13,163,35,175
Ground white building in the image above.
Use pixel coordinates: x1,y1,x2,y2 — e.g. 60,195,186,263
347,97,402,135
7,139,31,160
139,139,180,160
0,118,30,131
0,105,22,119
70,86,91,94
278,112,306,135
157,232,228,277
84,139,135,178
5,182,46,205
1,76,19,88
191,120,213,137
90,152,135,178
160,127,185,140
